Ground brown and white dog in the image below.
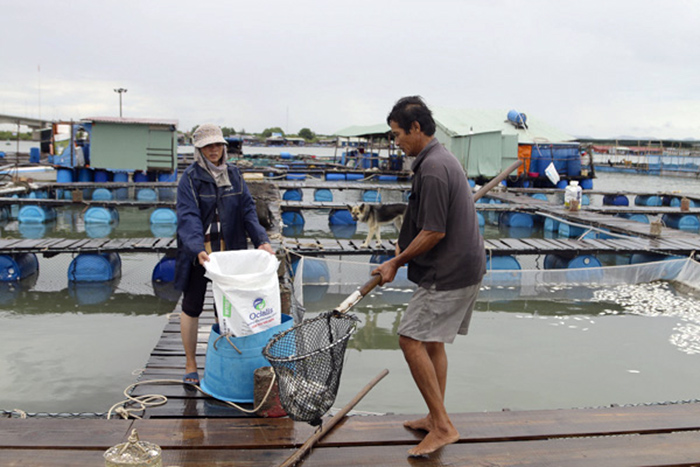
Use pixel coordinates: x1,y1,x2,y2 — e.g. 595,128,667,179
349,203,406,248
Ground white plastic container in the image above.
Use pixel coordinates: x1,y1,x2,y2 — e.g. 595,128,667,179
564,180,582,211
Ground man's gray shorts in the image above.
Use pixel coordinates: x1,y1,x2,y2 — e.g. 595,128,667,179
398,281,481,343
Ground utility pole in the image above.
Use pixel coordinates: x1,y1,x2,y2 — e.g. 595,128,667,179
114,88,127,117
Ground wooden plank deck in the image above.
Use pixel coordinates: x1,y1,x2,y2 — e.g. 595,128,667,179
4,404,700,465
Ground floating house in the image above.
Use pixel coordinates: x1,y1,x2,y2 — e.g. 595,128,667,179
52,117,179,173
432,108,580,184
336,109,583,185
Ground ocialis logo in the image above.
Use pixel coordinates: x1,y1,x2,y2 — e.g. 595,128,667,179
250,297,275,321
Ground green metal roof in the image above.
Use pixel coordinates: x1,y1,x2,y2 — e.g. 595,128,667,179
433,108,575,144
333,123,390,138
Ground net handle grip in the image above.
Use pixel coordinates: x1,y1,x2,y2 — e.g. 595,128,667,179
333,275,381,314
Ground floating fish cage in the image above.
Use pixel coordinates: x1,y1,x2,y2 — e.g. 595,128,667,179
67,253,122,282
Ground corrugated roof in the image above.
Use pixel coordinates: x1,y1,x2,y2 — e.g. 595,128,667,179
83,116,179,127
433,108,575,144
333,123,390,138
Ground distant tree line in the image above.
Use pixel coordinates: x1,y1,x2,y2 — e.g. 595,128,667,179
187,125,320,142
0,131,33,141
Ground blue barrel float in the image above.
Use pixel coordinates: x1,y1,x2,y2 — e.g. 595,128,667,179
670,197,698,208
113,171,129,200
580,178,594,190
94,169,111,183
29,147,40,163
200,314,293,403
603,194,629,206
18,205,56,223
325,173,346,181
545,254,604,282
84,206,119,224
558,222,595,239
328,208,357,238
150,208,177,225
635,194,662,207
314,189,333,202
662,214,700,232
298,257,330,303
498,212,534,228
362,190,381,203
91,187,113,201
151,256,181,302
157,171,177,201
283,188,303,201
56,167,73,199
346,173,364,181
617,213,650,224
286,173,306,181
486,255,521,270
77,167,93,199
150,208,177,237
0,253,39,281
281,210,304,227
68,252,122,282
134,170,157,201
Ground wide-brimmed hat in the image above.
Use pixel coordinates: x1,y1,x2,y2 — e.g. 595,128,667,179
192,123,227,148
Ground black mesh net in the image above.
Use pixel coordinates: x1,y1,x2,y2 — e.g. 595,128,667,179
262,311,359,426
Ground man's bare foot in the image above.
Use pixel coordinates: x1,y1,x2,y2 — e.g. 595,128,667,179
407,427,460,457
403,416,433,432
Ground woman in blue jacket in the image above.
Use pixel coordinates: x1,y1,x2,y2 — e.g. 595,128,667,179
175,123,274,385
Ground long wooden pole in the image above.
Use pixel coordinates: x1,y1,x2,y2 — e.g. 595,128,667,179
280,369,390,467
473,159,523,202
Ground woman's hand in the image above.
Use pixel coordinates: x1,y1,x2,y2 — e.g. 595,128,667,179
258,243,275,255
197,251,210,266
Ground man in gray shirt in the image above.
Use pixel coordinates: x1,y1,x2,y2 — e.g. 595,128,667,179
373,96,485,457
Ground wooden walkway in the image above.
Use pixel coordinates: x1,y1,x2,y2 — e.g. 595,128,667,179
3,234,700,259
5,396,700,465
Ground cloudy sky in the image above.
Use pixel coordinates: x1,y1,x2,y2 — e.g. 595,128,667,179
2,0,699,140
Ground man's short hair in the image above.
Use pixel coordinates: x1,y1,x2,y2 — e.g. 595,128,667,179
387,96,436,136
